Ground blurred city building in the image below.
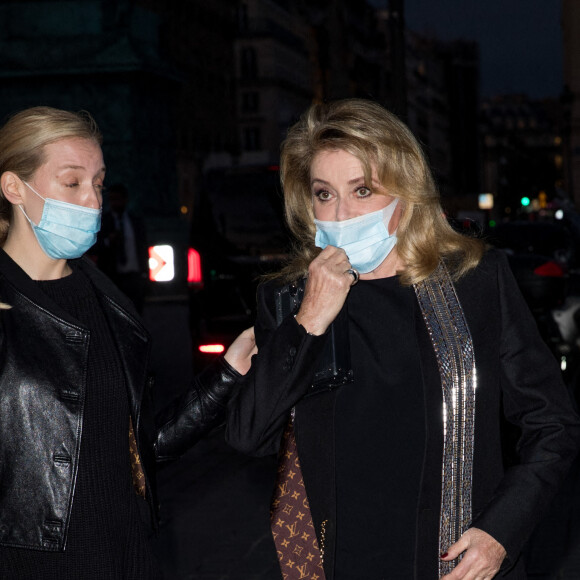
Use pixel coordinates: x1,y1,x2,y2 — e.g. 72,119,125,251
234,0,311,167
562,0,580,207
230,0,395,167
301,0,391,104
480,95,565,217
0,0,487,285
136,0,238,219
0,0,190,294
0,0,483,215
222,0,480,205
383,0,407,119
0,0,179,224
406,33,480,203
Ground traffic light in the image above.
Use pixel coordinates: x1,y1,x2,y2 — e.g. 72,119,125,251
520,196,531,207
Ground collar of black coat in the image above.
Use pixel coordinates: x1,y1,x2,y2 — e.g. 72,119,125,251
0,248,145,335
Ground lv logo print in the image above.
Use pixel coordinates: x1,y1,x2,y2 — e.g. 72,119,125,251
271,416,326,580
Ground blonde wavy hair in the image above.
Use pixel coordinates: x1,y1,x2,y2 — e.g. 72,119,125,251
279,98,484,286
0,106,102,246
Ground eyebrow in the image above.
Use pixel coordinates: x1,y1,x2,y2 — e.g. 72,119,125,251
310,176,376,187
57,165,106,175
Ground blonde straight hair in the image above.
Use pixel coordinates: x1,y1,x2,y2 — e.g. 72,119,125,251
0,106,102,245
279,98,484,285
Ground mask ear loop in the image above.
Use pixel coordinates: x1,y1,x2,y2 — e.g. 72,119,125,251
16,204,34,224
22,181,46,202
382,197,398,224
17,181,45,227
383,198,400,236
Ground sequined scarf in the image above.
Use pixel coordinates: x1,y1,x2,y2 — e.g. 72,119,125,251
413,262,476,577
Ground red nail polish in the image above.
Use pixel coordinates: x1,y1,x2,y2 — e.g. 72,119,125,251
440,552,448,559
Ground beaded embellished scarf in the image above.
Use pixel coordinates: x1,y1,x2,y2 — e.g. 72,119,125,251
414,262,477,577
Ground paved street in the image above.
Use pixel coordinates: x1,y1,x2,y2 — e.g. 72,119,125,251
143,299,280,579
143,299,580,580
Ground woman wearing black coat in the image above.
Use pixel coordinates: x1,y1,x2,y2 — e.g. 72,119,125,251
226,99,580,579
0,106,255,579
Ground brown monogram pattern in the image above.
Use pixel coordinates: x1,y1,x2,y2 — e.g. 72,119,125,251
129,416,146,498
271,417,326,580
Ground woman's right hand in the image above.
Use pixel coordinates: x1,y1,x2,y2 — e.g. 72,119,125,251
295,246,355,335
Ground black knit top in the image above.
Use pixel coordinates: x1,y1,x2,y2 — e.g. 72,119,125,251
0,266,158,579
334,275,425,579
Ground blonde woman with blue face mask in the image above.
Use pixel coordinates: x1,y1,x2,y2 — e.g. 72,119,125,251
226,99,580,580
0,106,256,579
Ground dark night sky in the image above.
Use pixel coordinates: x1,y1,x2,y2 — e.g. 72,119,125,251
371,0,563,99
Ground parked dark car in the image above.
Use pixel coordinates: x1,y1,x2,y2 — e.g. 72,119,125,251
488,220,574,310
188,166,290,369
487,220,580,393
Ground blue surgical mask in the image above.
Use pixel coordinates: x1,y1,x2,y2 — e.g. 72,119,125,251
18,181,102,260
314,199,398,274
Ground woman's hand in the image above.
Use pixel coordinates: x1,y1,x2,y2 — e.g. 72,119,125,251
224,327,257,375
295,246,355,335
440,527,506,580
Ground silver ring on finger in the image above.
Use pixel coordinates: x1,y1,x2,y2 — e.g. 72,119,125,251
346,268,359,286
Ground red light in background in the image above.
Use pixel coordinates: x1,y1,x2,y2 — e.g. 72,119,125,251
199,344,225,354
188,248,203,284
534,261,564,278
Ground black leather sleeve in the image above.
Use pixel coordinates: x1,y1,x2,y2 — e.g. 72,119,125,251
471,251,580,561
154,356,242,461
226,280,329,457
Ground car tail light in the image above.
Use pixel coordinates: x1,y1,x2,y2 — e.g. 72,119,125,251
533,261,564,277
188,248,203,286
149,245,175,282
199,344,225,354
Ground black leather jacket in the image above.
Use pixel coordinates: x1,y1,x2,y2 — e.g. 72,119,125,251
0,251,240,551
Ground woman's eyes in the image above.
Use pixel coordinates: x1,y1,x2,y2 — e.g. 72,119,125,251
63,182,104,192
356,186,372,198
313,186,372,201
314,189,332,201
